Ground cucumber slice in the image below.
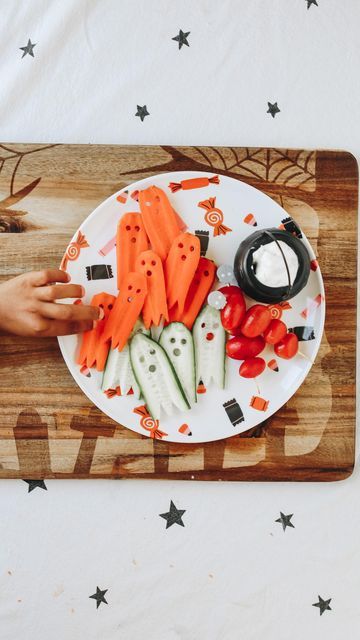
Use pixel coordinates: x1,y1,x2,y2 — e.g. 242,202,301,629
101,319,149,397
130,333,190,420
159,322,196,404
193,305,226,389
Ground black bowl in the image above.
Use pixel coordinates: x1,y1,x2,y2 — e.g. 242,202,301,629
233,228,311,303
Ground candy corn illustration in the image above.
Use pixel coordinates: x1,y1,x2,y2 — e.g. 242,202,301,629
243,213,257,227
98,234,116,257
178,423,192,436
250,396,269,411
60,230,89,270
267,359,279,373
300,294,323,319
133,405,168,440
169,175,219,193
197,380,206,394
116,190,128,204
130,189,139,201
80,364,91,378
105,387,134,399
198,197,232,237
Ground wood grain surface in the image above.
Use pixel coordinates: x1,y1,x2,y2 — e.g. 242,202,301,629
0,143,357,480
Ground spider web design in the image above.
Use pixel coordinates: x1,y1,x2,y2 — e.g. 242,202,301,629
177,147,316,192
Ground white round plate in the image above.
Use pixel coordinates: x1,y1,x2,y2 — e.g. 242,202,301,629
58,171,325,444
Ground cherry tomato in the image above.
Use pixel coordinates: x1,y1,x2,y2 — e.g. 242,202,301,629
274,332,299,359
239,357,266,378
263,319,287,345
240,304,271,338
226,335,265,360
218,285,244,300
220,290,246,335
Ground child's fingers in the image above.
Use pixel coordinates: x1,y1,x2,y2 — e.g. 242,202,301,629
38,302,101,322
41,319,94,337
36,283,84,301
30,269,70,286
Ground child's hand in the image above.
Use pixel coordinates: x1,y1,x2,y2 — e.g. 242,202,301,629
0,269,102,337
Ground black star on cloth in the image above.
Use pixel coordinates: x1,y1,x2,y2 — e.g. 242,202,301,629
267,102,280,118
20,39,37,58
172,29,190,49
312,595,332,616
275,512,294,531
306,0,318,8
89,587,108,609
135,105,150,122
160,500,186,529
23,479,47,493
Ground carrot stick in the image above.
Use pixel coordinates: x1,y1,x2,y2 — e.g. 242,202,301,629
178,258,216,329
102,272,147,350
77,292,116,371
139,186,181,261
135,250,168,328
164,232,200,314
116,212,148,288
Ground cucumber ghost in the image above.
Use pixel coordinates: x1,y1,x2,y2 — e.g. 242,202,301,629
193,305,226,390
101,319,149,398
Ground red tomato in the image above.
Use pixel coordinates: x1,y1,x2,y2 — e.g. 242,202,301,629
240,304,272,338
226,335,265,360
220,291,246,334
274,333,299,359
263,319,287,345
239,357,266,378
218,285,244,300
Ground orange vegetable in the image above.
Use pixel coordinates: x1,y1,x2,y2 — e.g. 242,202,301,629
139,186,181,261
164,232,200,314
135,250,168,328
77,292,116,372
169,257,216,329
116,212,148,288
102,272,147,351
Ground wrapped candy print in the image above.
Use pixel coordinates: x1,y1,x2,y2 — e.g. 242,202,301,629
198,197,232,237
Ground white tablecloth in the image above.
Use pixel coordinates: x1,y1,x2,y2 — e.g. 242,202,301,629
0,1,359,638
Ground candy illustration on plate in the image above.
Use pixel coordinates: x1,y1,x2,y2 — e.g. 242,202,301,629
243,213,257,227
60,230,89,270
223,398,244,426
178,423,192,436
133,405,168,440
194,230,210,256
116,190,128,204
169,175,219,192
98,234,116,257
86,264,113,281
198,197,232,237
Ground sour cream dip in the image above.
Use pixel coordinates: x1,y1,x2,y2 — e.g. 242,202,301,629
252,240,299,288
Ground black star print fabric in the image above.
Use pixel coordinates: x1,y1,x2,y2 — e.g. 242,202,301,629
1,1,358,637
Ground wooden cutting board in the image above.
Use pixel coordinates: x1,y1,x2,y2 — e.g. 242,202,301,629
0,143,357,481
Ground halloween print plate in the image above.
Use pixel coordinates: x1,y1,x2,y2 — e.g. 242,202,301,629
58,171,325,444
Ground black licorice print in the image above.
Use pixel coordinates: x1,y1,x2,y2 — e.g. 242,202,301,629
86,264,113,281
281,216,303,238
195,230,210,256
223,399,244,426
288,326,315,341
